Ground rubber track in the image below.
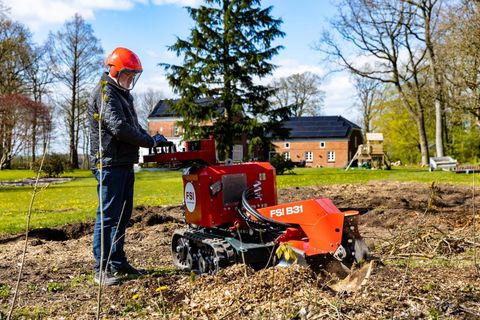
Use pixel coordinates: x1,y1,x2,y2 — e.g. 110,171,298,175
177,229,236,271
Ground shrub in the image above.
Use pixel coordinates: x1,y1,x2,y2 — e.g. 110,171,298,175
269,153,294,175
0,283,10,299
32,154,69,178
46,281,64,293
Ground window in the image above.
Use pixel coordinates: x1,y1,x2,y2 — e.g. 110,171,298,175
305,151,313,162
174,126,180,136
284,142,290,149
283,152,290,160
327,151,335,162
320,141,326,149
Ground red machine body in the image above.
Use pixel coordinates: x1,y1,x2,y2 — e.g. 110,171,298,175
143,137,217,166
143,137,367,273
182,162,277,227
257,199,345,256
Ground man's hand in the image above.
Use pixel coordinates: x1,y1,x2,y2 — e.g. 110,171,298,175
152,134,170,147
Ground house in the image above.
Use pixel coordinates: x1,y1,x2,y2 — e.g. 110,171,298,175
147,99,190,151
272,116,363,168
147,98,243,160
140,99,186,164
147,100,362,167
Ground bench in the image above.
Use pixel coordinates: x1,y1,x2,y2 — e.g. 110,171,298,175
456,165,480,174
429,156,457,172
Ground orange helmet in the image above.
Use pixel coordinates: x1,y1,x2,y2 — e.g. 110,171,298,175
105,47,143,90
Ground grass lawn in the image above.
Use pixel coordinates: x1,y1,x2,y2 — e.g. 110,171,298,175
275,166,477,188
0,169,44,181
0,169,183,235
0,166,476,235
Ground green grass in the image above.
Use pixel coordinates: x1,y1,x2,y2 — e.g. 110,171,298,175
275,167,476,188
0,169,38,181
0,169,183,235
0,166,476,235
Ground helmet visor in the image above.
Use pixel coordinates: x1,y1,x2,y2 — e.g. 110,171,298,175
117,69,142,90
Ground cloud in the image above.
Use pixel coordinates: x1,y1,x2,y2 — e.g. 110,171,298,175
2,0,198,31
151,0,201,6
136,72,173,96
271,58,326,79
146,48,178,62
146,50,161,59
267,58,358,119
2,0,136,30
321,73,357,118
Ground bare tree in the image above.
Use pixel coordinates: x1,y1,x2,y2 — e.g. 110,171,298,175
24,44,54,164
402,0,445,157
352,72,384,138
0,16,37,168
319,0,431,166
47,13,103,168
270,72,325,116
439,2,480,119
133,89,165,129
0,94,50,169
0,17,33,96
77,90,91,169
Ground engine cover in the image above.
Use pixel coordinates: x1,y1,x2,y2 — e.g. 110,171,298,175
182,162,277,227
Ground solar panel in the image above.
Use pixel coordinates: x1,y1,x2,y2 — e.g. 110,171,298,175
284,116,355,138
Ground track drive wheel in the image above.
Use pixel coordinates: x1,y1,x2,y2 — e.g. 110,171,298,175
172,232,193,271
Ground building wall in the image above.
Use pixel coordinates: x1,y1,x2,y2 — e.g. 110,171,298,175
273,139,350,168
148,118,183,138
148,118,186,152
148,118,363,167
149,118,249,160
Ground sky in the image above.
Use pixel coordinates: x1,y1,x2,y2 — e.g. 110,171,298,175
3,0,359,125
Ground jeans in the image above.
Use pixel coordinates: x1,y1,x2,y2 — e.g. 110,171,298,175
92,165,134,272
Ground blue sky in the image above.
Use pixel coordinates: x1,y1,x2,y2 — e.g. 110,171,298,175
3,0,357,121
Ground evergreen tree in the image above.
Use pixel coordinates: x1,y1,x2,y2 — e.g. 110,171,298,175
162,0,289,160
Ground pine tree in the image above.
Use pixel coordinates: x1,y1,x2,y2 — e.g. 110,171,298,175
162,0,289,160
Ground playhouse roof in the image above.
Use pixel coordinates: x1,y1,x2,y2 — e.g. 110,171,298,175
366,132,384,141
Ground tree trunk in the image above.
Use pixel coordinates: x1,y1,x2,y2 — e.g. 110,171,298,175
434,99,443,156
31,107,37,166
428,50,445,158
42,123,49,156
69,54,79,169
69,103,79,168
4,133,12,169
221,0,233,160
422,0,444,157
416,111,430,166
396,83,430,166
362,94,372,140
84,125,90,169
75,108,80,168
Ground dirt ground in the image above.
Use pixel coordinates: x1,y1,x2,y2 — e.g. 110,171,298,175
1,181,479,319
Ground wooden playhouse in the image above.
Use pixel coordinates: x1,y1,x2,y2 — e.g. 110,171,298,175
346,132,390,170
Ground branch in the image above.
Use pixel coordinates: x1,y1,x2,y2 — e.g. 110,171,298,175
7,139,49,320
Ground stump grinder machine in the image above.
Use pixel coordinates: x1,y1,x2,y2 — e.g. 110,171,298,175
143,137,369,278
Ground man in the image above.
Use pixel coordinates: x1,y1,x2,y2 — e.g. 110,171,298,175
88,47,166,285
